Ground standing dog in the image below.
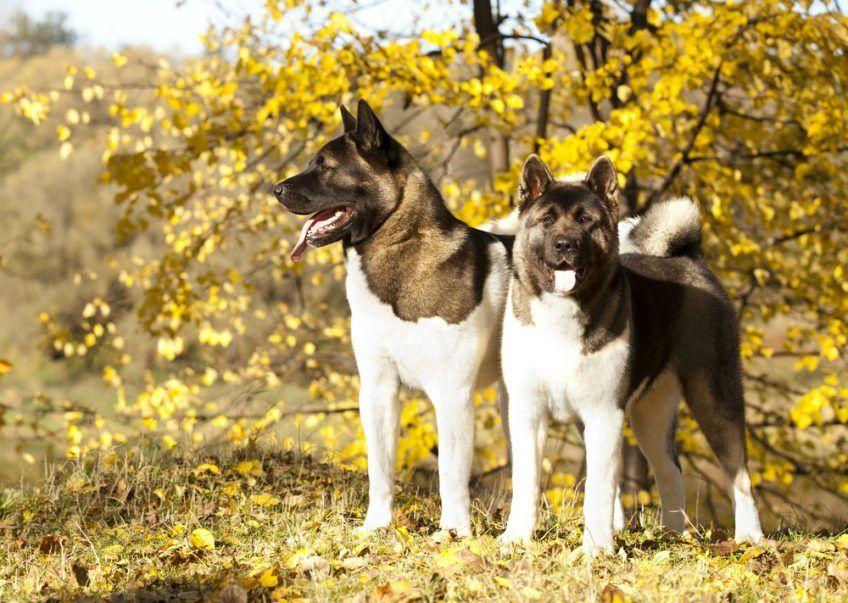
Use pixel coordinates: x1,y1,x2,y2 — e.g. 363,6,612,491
499,154,763,553
273,100,511,535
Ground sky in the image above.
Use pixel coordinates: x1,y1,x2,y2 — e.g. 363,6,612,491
0,0,475,55
1,0,258,54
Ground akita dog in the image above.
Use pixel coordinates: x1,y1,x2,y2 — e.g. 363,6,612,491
499,154,763,553
273,100,512,535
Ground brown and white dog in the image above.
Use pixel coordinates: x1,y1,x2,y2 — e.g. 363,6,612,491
499,155,763,554
273,100,512,535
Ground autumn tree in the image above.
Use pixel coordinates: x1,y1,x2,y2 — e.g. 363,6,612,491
2,0,846,527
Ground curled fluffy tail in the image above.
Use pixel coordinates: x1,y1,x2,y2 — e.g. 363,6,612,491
478,207,520,235
620,197,702,258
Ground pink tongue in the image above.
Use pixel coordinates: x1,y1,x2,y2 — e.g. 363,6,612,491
554,270,577,293
290,216,317,262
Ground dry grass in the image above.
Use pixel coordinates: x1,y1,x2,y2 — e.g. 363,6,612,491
0,449,846,602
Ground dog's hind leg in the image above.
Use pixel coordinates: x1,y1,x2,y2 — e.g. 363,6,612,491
431,385,476,536
613,484,626,532
629,373,686,533
680,372,763,543
356,356,401,534
496,380,512,467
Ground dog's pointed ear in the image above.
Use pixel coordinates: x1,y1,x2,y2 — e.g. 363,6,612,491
518,154,554,210
354,99,389,151
340,104,357,133
584,156,618,205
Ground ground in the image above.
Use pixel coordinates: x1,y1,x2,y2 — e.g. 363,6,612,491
0,450,846,602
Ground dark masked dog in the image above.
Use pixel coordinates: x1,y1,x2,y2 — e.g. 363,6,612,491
499,154,763,554
274,100,512,535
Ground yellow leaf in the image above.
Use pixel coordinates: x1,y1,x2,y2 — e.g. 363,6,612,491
436,546,460,568
194,463,220,476
59,141,73,160
258,566,279,588
221,482,241,496
0,359,11,378
251,492,281,507
189,528,215,550
494,576,511,588
112,53,128,68
36,214,52,234
235,459,264,477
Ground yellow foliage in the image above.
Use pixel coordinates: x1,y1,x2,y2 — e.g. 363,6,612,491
2,0,847,523
188,528,215,550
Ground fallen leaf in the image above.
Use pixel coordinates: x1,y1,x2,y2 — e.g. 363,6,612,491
342,556,368,570
250,492,281,507
602,584,628,603
193,463,220,476
371,580,422,602
234,459,264,477
457,549,485,571
712,540,740,556
38,534,62,554
35,213,52,234
0,359,11,378
189,527,215,550
436,546,460,569
258,566,279,588
827,556,848,585
493,576,511,588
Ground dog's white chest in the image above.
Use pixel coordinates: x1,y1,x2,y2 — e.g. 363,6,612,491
344,248,507,393
502,291,629,420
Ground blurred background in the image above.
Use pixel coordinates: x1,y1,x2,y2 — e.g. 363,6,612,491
0,0,846,531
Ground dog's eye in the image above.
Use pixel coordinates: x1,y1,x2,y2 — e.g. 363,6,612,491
579,214,592,225
542,214,554,226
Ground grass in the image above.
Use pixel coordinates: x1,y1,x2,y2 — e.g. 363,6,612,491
0,449,846,602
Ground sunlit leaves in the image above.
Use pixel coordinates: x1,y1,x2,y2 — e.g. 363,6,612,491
1,0,846,520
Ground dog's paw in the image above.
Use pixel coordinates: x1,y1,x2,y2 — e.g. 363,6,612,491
734,529,764,545
353,513,392,536
582,533,614,558
497,528,532,546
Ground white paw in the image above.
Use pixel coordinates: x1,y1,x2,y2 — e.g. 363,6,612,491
498,527,533,545
354,512,392,535
582,533,614,557
735,529,763,544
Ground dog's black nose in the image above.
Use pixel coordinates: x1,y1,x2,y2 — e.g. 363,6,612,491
272,182,285,199
553,235,577,253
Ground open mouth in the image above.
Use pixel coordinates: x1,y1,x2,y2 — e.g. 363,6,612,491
542,262,587,294
290,205,357,262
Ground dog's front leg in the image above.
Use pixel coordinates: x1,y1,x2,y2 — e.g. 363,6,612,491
500,396,548,543
431,386,475,536
356,356,400,533
581,408,624,555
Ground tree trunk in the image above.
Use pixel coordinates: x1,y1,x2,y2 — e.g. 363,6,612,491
473,0,510,176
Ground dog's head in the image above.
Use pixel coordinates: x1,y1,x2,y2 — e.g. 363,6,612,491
514,154,620,297
273,99,405,261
